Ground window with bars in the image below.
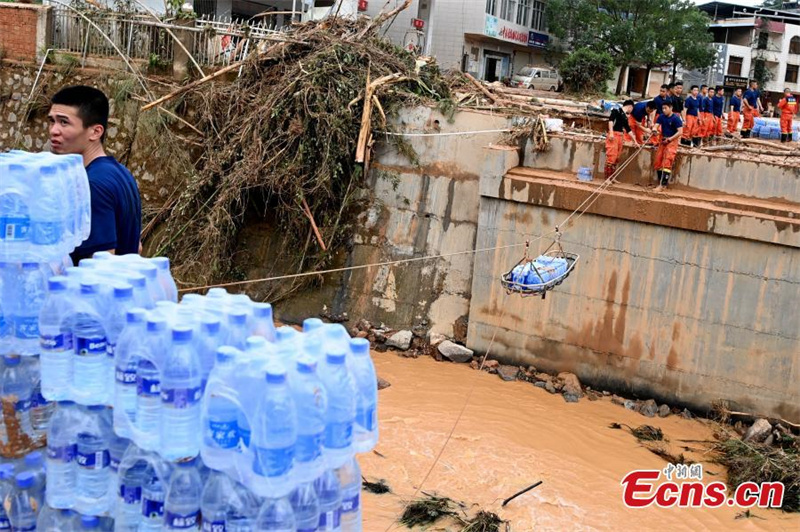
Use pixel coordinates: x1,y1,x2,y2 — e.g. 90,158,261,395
786,64,799,83
517,0,531,26
500,0,518,21
486,0,497,16
728,56,743,76
531,1,546,31
194,0,215,17
790,36,800,54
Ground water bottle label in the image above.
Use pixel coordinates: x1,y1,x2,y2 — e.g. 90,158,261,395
120,484,142,504
110,455,121,471
2,217,30,241
14,316,38,339
165,510,199,529
31,220,64,245
0,516,9,530
202,520,225,532
76,336,107,356
40,333,67,351
295,432,323,463
142,498,164,519
325,420,353,450
318,509,341,530
47,443,76,462
208,419,239,449
77,449,110,469
116,366,138,384
107,342,116,358
341,493,360,513
252,445,294,478
161,386,202,408
298,528,317,532
137,376,161,396
14,399,31,412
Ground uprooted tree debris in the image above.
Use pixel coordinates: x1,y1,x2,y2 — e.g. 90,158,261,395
146,13,453,294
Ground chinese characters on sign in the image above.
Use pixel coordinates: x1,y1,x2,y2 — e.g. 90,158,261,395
484,15,549,49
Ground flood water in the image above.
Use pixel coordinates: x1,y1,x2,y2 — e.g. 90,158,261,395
361,354,800,531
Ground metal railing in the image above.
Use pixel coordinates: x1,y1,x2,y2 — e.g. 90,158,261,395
48,7,286,68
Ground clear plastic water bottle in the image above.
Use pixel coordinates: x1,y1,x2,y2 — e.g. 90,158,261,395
151,257,178,303
251,303,276,342
46,400,78,509
22,451,45,507
75,405,112,515
126,273,154,310
337,458,361,532
292,357,327,482
30,164,65,260
161,326,203,461
348,339,378,453
79,515,101,531
252,366,296,497
114,309,147,438
226,311,249,350
197,317,223,390
164,459,202,531
109,434,130,477
0,464,15,531
319,350,356,468
203,348,240,463
0,164,32,262
314,469,341,532
254,497,295,532
72,282,110,404
1,355,34,443
106,283,135,398
302,319,324,334
8,472,38,532
131,263,166,304
29,360,54,441
39,276,73,400
13,263,47,356
36,505,76,531
140,463,166,532
115,445,148,532
201,470,230,532
137,316,168,450
290,481,319,532
226,481,260,532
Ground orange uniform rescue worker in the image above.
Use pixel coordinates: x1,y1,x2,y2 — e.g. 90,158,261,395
728,87,742,135
682,85,701,147
712,86,725,138
777,88,797,143
606,100,637,178
654,101,683,192
699,85,714,141
628,100,657,144
742,80,763,138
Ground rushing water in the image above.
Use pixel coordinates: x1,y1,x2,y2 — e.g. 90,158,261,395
361,355,800,531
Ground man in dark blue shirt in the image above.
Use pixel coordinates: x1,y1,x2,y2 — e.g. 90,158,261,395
712,86,725,140
742,80,763,138
652,84,670,115
48,86,142,264
654,101,683,192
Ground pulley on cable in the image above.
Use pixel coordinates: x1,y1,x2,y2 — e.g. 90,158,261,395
500,229,579,299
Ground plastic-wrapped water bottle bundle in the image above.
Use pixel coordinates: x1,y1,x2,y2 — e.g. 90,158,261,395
37,253,178,406
0,151,91,264
0,356,51,459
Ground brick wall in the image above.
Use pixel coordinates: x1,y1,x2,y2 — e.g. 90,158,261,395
0,3,51,62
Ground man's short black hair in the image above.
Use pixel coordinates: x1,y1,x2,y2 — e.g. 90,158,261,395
673,80,684,87
700,84,708,90
660,84,669,90
691,85,699,91
667,83,675,89
623,99,634,107
51,85,109,141
646,100,658,109
715,86,724,92
663,101,674,108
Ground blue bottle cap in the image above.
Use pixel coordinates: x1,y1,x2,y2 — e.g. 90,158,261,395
59,509,74,516
276,326,295,342
126,308,147,324
79,258,98,269
147,316,167,332
15,471,34,489
296,356,317,374
252,302,273,319
114,283,134,299
246,336,267,351
207,287,228,298
48,276,68,292
80,281,99,295
8,163,25,174
87,405,106,412
3,355,20,366
201,318,221,335
326,351,346,365
302,318,324,332
58,400,75,406
0,465,13,480
139,264,158,278
229,311,248,326
24,451,43,467
21,263,39,270
126,273,146,288
265,368,287,384
40,164,57,176
152,257,170,271
80,515,100,528
181,293,203,305
349,337,370,356
215,347,237,364
65,266,82,277
92,251,113,260
172,326,193,342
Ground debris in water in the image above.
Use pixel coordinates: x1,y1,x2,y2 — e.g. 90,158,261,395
399,494,459,528
608,423,664,442
461,510,506,532
502,480,543,507
646,443,688,464
734,509,766,520
362,476,391,494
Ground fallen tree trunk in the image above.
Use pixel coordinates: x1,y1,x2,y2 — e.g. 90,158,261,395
464,72,497,104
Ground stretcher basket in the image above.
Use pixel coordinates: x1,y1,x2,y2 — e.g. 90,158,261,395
500,239,579,299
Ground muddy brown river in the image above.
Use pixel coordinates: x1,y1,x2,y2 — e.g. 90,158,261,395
360,354,800,531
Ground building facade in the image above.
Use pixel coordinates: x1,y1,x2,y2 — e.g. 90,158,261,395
699,1,800,100
364,0,553,82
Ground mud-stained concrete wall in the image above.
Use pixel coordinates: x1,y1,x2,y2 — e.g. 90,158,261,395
468,181,800,424
323,107,518,336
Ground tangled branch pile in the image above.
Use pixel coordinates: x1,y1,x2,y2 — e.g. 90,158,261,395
150,16,451,291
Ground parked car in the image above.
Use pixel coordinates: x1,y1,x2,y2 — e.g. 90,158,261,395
511,66,561,91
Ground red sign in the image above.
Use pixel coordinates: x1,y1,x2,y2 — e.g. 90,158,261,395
499,26,528,45
358,0,368,11
412,18,425,30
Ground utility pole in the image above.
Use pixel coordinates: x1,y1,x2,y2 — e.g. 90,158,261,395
423,0,435,56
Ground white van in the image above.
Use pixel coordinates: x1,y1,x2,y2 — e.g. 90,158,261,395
511,66,561,91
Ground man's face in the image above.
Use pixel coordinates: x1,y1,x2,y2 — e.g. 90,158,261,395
691,88,699,97
786,90,792,97
48,104,98,155
663,105,672,116
660,87,668,98
709,90,715,98
674,85,683,96
736,89,742,97
624,105,633,115
752,82,759,90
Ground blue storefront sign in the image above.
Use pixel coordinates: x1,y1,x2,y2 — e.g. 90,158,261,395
528,31,549,49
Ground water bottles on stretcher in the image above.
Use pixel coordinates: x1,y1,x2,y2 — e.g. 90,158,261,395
36,252,178,405
509,255,569,289
0,150,91,263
